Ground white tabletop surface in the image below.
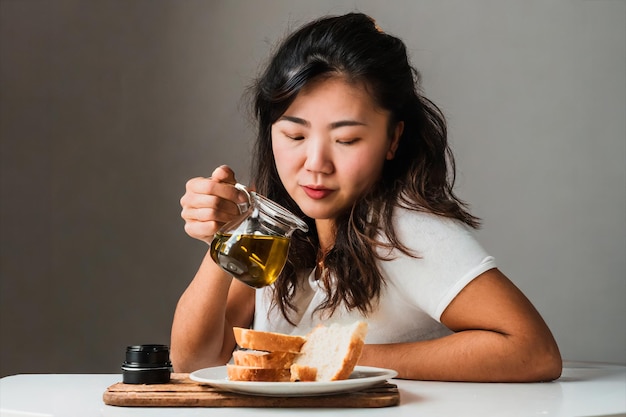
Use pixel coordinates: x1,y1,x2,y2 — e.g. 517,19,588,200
1,361,625,417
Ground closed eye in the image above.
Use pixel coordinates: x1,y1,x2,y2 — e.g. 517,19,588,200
337,138,360,145
286,134,305,141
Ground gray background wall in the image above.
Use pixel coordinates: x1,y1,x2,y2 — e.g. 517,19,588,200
1,0,624,377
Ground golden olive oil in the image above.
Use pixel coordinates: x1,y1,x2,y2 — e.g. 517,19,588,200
210,233,290,288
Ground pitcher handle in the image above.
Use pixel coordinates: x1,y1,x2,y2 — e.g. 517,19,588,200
234,183,252,214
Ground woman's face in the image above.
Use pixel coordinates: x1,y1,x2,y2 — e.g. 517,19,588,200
271,76,402,221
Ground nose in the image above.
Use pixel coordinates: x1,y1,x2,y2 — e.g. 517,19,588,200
303,137,334,175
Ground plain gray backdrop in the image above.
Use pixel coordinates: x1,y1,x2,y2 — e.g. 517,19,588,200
1,0,624,377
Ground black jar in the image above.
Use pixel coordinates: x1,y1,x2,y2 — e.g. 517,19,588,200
122,344,171,384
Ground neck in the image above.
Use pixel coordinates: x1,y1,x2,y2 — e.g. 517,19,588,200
315,219,336,252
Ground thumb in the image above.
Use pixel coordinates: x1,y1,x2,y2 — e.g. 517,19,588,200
210,165,237,184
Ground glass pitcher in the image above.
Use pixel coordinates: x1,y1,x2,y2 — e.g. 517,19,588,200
210,183,309,288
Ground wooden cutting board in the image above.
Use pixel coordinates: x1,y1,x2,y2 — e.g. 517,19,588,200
103,373,400,408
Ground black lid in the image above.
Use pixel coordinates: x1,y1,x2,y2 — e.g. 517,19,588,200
124,344,171,367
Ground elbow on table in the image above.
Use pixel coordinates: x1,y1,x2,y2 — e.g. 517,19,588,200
170,348,208,374
170,345,232,374
523,343,563,382
541,352,563,382
169,349,195,374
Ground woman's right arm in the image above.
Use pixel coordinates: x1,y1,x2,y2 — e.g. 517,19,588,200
170,166,256,372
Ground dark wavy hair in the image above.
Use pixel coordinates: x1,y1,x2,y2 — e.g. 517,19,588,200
247,13,479,324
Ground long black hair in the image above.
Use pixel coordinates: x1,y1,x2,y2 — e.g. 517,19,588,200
248,13,479,323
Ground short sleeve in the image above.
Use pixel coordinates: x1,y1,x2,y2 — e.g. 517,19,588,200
378,208,497,320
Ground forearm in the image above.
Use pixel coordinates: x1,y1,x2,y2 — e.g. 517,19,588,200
170,250,251,372
358,329,562,382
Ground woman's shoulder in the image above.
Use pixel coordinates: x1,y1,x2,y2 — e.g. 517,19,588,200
391,205,473,235
384,204,488,260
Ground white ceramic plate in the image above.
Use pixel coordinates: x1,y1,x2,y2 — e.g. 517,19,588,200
189,365,397,397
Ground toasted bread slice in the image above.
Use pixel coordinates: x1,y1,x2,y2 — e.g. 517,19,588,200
233,327,305,353
226,364,291,382
232,350,297,369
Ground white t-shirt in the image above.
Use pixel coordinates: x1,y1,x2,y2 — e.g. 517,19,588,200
252,207,496,344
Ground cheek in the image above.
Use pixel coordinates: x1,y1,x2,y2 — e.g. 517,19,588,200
271,140,298,182
342,149,387,189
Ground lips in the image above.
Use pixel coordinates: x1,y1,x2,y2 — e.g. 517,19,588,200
302,185,334,200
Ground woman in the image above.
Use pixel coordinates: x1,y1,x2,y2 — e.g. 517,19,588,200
172,13,562,382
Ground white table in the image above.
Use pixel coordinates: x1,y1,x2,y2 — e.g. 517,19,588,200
1,362,625,417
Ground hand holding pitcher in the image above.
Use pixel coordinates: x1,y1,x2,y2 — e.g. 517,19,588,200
179,166,249,245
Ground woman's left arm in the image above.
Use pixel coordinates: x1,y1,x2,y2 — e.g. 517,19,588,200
358,268,562,381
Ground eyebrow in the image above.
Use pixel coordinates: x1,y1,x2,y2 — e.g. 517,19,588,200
277,115,367,129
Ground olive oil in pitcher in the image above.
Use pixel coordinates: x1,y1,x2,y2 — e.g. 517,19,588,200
210,232,290,288
209,183,308,288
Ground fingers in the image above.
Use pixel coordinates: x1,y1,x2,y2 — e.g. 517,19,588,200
179,166,248,244
181,196,238,222
210,165,237,184
182,178,243,214
182,219,222,243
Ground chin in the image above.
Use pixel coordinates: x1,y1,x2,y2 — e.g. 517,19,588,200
299,208,325,220
297,205,340,221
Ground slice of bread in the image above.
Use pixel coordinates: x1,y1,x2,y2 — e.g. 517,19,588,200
293,321,368,381
226,364,291,382
232,350,297,369
233,327,305,353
